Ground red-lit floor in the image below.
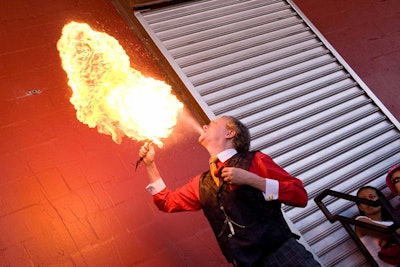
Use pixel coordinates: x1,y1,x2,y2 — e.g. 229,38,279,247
0,0,399,266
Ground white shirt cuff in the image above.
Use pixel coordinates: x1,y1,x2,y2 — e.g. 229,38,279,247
146,178,166,195
263,178,279,201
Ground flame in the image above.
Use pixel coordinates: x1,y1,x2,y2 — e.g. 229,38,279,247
56,22,183,147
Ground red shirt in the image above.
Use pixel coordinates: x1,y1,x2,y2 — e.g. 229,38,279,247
151,151,308,212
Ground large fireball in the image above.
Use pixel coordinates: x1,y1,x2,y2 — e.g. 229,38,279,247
57,21,183,147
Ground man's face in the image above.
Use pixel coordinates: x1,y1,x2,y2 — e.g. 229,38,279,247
391,169,400,195
198,117,229,146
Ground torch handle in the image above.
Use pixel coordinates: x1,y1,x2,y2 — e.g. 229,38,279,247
135,157,143,171
135,141,153,171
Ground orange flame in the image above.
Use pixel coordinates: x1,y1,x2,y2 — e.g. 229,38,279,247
56,22,183,147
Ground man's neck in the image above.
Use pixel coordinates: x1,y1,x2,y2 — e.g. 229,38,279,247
214,148,237,163
207,143,234,156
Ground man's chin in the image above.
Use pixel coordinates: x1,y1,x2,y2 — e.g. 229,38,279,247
198,135,206,145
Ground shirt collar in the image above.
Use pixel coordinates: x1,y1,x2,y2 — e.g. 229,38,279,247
216,148,237,163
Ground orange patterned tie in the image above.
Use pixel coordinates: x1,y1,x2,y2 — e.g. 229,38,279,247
209,156,220,186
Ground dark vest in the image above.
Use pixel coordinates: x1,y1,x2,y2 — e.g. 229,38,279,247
199,152,293,267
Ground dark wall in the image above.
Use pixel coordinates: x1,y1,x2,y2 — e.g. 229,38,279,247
293,0,400,123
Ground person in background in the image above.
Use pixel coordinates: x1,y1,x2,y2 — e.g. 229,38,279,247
383,163,400,266
355,186,396,266
386,163,400,198
139,115,320,267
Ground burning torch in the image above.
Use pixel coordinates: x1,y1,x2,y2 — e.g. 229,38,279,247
135,141,153,171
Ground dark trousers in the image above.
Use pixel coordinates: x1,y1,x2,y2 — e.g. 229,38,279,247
258,238,321,267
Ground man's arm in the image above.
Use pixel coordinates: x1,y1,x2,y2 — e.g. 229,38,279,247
151,177,202,212
221,151,308,207
139,142,161,183
221,167,266,191
139,143,202,212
